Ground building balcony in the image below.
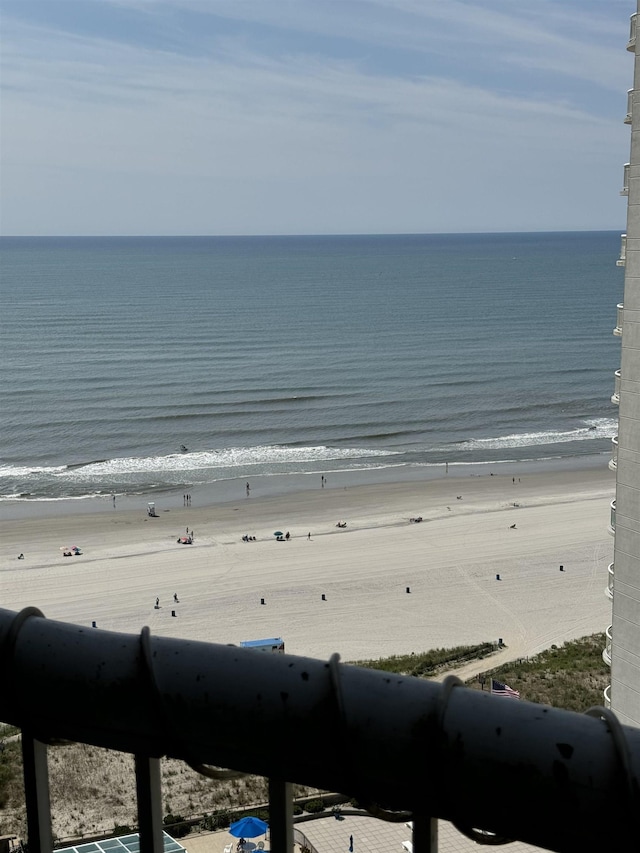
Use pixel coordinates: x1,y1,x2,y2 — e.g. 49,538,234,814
604,684,611,709
621,163,630,196
1,606,640,853
628,13,637,51
626,90,633,124
609,436,618,472
606,562,614,600
612,369,621,405
614,303,623,335
617,235,627,268
603,624,612,667
609,499,616,536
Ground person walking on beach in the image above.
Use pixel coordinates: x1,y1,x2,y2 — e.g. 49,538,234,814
246,482,251,497
155,597,159,608
173,592,179,603
307,532,311,540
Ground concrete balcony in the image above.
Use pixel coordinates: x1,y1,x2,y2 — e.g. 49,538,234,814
616,235,627,268
603,624,612,667
614,303,623,335
604,684,611,709
621,163,630,196
626,90,633,124
612,369,621,405
609,436,618,472
609,499,616,536
606,562,614,600
628,13,637,51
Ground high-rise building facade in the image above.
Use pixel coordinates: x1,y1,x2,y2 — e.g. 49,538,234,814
608,4,640,727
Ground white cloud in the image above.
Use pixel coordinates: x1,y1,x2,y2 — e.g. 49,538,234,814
0,0,632,234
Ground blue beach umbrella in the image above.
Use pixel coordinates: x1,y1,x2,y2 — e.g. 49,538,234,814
229,817,268,838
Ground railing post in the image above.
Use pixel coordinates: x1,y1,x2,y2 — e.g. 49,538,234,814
268,778,293,853
21,731,53,853
135,755,164,853
412,814,437,853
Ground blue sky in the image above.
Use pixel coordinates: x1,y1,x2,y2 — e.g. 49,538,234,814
0,0,635,236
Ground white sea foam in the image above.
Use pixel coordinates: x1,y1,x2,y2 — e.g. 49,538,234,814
455,417,617,452
43,445,401,479
0,464,68,477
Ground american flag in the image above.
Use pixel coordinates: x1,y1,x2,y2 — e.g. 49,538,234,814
491,679,520,699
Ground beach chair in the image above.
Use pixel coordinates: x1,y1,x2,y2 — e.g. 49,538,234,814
256,843,265,851
224,845,233,853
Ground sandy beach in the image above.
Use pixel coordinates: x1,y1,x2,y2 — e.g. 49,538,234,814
0,465,615,852
0,466,614,664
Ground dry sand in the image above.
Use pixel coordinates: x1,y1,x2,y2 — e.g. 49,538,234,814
0,466,614,852
0,466,614,663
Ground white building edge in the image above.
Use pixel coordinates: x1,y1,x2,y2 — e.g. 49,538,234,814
608,3,640,727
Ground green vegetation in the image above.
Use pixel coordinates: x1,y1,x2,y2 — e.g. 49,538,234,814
163,813,190,838
301,798,326,814
199,808,232,831
0,738,23,811
472,633,609,712
351,633,609,713
350,641,496,678
0,725,20,739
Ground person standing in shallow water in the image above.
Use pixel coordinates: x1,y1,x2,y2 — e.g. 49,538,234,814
246,482,250,497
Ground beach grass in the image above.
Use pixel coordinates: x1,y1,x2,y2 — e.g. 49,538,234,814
353,632,609,712
350,641,497,677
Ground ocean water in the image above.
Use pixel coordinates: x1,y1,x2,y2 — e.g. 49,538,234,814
0,231,624,504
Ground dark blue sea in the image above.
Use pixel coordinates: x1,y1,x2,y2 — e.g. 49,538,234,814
0,231,624,504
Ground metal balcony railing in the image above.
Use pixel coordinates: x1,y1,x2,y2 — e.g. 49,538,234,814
607,562,615,601
612,369,621,405
604,685,611,710
614,303,623,335
628,13,637,51
621,163,630,196
626,90,633,124
609,436,619,472
603,625,613,667
617,235,627,268
609,499,617,536
1,607,640,853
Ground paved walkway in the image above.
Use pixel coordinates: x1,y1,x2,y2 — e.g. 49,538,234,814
181,812,542,853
